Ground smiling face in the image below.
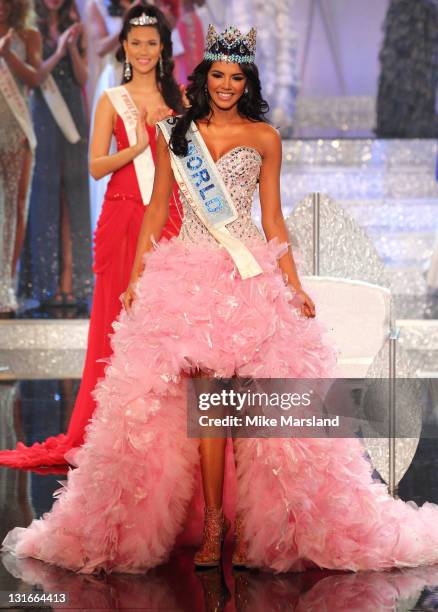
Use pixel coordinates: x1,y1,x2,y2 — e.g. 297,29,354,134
206,61,247,110
123,26,163,77
0,0,12,24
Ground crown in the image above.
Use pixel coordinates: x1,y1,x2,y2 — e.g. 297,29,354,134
203,25,257,64
129,13,158,26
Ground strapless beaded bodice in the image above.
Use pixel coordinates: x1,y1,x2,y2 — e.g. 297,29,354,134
178,146,265,245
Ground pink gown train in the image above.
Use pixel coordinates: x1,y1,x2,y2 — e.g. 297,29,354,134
3,147,438,574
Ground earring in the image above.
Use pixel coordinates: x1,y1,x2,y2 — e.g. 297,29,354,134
159,55,164,78
124,60,132,81
204,85,209,96
244,87,249,95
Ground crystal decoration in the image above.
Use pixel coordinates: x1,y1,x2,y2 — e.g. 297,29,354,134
204,25,257,63
293,96,376,136
280,138,438,318
361,341,422,488
129,14,158,26
285,193,389,288
284,191,423,488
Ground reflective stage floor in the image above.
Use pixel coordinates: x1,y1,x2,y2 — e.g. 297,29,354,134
1,381,438,611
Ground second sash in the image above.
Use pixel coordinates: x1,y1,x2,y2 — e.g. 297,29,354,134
106,86,155,206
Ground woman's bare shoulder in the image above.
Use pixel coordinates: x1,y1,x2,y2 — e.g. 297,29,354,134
247,121,281,156
95,91,117,122
246,120,279,140
20,28,41,44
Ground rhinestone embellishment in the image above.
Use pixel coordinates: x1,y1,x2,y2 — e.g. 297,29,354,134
129,13,158,26
204,25,257,64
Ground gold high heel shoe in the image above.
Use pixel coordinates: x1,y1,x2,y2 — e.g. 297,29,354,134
194,507,230,568
232,515,250,568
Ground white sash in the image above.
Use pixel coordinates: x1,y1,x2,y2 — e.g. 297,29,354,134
40,75,81,144
106,86,154,206
158,118,263,280
0,58,36,149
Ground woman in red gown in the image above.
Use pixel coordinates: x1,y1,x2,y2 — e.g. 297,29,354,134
0,4,184,469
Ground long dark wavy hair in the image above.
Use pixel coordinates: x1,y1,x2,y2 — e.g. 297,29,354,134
169,59,269,157
35,0,79,41
116,4,184,114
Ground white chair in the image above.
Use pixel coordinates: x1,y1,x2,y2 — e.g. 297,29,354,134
302,276,421,493
302,276,392,378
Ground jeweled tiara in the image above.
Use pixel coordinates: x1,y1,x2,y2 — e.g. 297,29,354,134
203,25,257,64
129,13,158,26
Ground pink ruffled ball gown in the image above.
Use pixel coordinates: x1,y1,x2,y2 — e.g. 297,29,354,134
3,147,438,574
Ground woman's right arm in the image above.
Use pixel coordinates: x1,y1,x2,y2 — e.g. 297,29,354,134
123,131,175,310
89,93,149,179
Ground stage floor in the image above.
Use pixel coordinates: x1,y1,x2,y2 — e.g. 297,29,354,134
1,381,438,610
3,544,438,611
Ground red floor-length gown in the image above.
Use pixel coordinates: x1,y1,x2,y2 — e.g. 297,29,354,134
0,116,182,468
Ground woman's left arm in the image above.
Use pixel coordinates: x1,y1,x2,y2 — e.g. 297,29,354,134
67,23,88,87
0,28,42,88
259,126,315,318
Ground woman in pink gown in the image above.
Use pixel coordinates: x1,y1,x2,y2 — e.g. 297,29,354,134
0,4,183,469
4,24,438,575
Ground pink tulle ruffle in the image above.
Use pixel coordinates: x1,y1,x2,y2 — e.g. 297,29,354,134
3,239,438,574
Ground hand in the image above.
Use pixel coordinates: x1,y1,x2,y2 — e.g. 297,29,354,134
147,104,171,125
292,287,316,319
135,106,149,153
122,284,137,312
66,23,83,49
56,27,72,58
0,28,13,57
